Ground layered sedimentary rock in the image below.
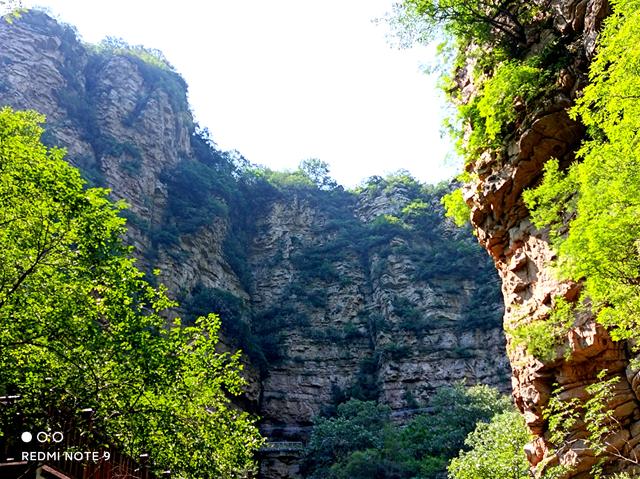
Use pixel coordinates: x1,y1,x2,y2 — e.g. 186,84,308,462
0,11,512,478
460,0,640,476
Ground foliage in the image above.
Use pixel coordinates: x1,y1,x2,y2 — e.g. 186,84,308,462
509,297,575,361
302,400,392,479
347,355,381,402
300,158,338,190
92,37,189,118
302,384,512,479
443,59,548,223
94,36,176,71
161,157,230,237
544,370,636,476
0,108,262,477
475,61,546,143
399,383,512,461
523,0,640,342
448,410,531,479
442,188,469,226
387,0,542,49
455,58,547,162
253,159,341,192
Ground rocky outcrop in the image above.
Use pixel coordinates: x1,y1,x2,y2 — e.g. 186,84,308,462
0,11,512,478
251,188,510,430
460,0,640,476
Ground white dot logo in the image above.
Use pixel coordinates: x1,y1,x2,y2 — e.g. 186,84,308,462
21,432,32,443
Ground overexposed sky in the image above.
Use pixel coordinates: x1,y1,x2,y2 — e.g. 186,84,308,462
24,1,458,188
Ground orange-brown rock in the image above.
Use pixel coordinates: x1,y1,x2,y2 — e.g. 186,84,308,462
464,0,640,476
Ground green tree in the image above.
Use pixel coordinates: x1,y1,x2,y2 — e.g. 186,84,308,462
335,449,408,479
0,108,262,477
442,188,469,226
387,0,543,49
300,158,338,190
302,384,512,479
523,0,640,342
448,410,531,479
302,399,392,479
397,383,512,472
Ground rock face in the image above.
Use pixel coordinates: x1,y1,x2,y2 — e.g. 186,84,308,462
0,11,511,478
460,0,640,476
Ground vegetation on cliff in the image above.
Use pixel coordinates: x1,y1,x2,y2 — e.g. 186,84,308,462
524,0,640,342
0,10,515,477
168,151,503,376
0,107,262,477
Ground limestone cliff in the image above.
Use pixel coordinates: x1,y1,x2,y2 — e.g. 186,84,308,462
0,11,511,478
456,0,640,476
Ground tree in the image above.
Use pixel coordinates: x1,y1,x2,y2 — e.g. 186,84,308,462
299,158,338,190
387,0,546,50
448,410,531,479
397,383,512,465
301,384,512,479
0,107,262,477
301,400,392,479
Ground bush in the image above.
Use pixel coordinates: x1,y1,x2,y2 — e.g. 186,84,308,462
448,411,530,479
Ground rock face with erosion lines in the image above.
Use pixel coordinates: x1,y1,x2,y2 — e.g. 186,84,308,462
460,0,640,476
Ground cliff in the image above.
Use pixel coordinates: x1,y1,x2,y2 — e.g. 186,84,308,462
0,11,511,478
455,0,640,476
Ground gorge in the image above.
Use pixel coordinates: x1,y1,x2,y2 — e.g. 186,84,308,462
0,10,510,478
3,1,637,477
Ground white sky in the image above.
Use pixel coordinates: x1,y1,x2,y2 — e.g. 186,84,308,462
24,0,458,188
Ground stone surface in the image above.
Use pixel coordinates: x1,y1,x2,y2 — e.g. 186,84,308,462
461,0,640,476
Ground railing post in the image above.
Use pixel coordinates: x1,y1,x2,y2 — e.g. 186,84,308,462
139,453,149,479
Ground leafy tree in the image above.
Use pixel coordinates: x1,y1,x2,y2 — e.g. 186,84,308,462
543,370,640,477
0,108,262,477
397,383,512,463
252,159,339,192
448,410,531,479
302,384,512,479
301,400,392,479
300,158,338,190
334,449,409,479
442,188,469,226
523,0,640,342
387,0,545,49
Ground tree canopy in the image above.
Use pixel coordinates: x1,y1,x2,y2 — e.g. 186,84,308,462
448,411,530,479
301,384,512,479
0,107,262,477
387,0,546,51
